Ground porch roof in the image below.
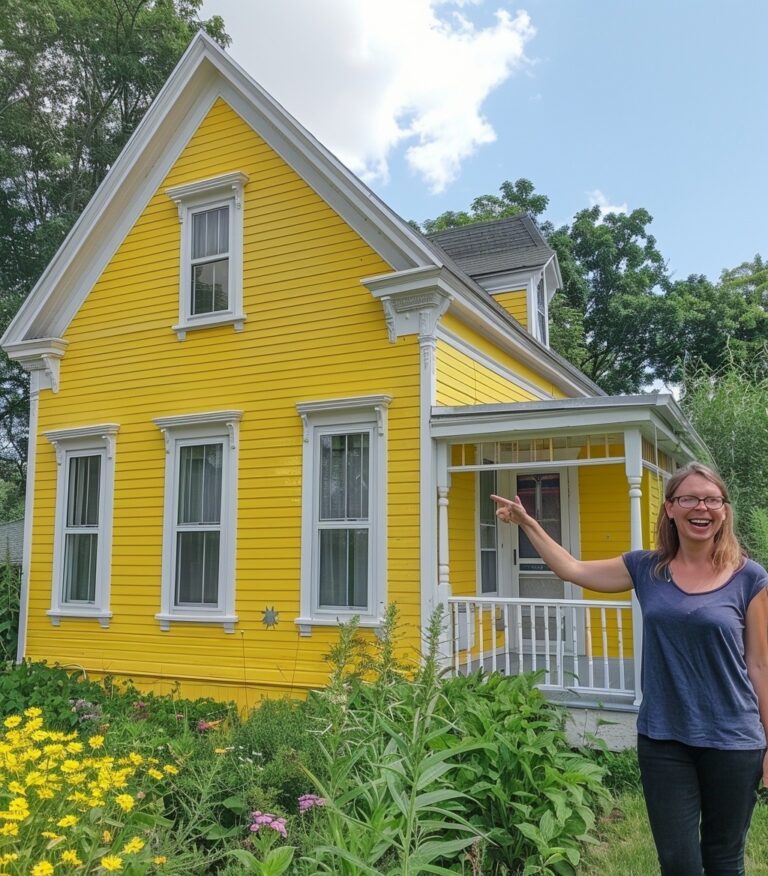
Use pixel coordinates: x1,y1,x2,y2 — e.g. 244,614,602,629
430,393,707,464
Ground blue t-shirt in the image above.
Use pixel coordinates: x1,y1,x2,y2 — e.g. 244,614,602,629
623,550,768,749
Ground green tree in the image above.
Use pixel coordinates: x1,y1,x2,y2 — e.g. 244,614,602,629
419,178,549,234
682,364,768,564
0,0,228,518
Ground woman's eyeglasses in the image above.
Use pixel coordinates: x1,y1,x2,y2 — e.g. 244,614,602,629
669,495,728,510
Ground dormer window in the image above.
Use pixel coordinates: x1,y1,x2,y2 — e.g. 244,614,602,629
535,277,548,345
166,172,249,340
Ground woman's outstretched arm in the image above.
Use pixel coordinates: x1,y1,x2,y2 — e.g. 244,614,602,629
491,494,633,593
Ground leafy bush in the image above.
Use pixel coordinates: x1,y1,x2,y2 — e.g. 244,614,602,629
586,746,641,795
0,560,20,662
0,662,105,728
438,671,611,875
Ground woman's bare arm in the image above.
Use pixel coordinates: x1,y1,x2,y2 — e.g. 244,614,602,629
746,587,768,785
491,494,632,593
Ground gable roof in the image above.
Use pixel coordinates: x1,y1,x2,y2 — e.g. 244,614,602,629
427,214,554,279
1,32,599,398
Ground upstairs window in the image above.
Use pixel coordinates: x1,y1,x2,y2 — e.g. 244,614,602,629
191,205,230,316
166,172,249,340
45,424,119,627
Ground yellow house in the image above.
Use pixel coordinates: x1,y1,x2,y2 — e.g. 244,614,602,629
1,34,704,711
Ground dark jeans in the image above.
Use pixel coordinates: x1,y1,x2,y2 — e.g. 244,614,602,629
637,734,764,876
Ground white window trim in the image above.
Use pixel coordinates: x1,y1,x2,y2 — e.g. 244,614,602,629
526,272,549,346
153,410,243,632
166,172,249,340
295,396,391,635
44,424,119,628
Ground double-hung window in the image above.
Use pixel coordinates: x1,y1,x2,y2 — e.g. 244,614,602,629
45,425,119,627
296,396,390,633
154,411,242,631
166,172,248,340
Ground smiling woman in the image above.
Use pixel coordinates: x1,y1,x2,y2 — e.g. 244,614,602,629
493,460,768,876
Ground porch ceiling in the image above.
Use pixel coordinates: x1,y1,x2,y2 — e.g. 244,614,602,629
430,393,706,464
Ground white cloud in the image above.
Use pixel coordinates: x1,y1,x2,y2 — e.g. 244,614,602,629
201,0,534,192
588,189,628,218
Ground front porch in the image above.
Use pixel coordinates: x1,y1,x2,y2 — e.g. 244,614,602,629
430,395,705,714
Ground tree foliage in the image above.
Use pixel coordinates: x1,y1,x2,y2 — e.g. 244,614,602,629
0,0,228,518
682,364,768,565
419,180,768,394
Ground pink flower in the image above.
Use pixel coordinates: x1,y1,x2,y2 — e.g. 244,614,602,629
298,794,326,813
249,811,288,837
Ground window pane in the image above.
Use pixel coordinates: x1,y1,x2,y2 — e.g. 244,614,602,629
319,433,369,520
178,444,222,525
319,528,368,609
67,455,100,527
63,533,97,602
480,551,497,594
479,470,497,526
175,531,220,605
192,207,228,259
192,259,229,315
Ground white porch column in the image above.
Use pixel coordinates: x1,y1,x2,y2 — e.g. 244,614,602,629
436,441,451,662
624,428,644,705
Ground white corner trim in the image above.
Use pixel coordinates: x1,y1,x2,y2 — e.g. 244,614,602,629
165,170,249,218
4,338,68,393
362,266,453,343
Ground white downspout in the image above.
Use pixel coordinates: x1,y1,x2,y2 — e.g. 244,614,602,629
624,428,644,705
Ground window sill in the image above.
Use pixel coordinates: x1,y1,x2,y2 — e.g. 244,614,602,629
294,615,384,637
172,313,246,341
48,609,112,629
155,612,238,633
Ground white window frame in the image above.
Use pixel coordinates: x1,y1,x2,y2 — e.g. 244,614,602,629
166,172,249,340
153,411,242,632
525,272,549,346
295,396,390,635
44,424,119,628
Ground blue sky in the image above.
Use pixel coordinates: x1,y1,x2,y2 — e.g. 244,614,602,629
202,0,766,283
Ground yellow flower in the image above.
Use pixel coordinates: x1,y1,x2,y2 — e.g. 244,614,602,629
163,764,178,775
100,854,123,871
0,852,20,864
3,715,22,728
88,735,105,749
66,742,83,754
0,822,18,837
128,752,143,765
31,862,54,876
60,850,83,866
24,706,43,718
7,781,25,795
25,717,44,732
147,768,163,780
152,857,167,866
114,794,134,812
121,837,144,854
36,788,55,800
41,831,63,840
102,830,113,843
57,815,78,828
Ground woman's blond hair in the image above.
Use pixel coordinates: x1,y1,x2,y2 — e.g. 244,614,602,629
655,461,744,573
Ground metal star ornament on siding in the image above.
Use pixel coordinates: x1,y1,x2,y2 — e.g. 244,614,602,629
261,607,279,628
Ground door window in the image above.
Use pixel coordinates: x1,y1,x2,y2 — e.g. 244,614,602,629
517,473,561,570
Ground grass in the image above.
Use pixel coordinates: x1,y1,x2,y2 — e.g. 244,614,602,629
580,793,768,875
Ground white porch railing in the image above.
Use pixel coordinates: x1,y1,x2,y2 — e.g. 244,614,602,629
448,596,635,701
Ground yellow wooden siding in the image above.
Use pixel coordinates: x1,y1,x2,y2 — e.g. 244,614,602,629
492,289,528,328
27,97,423,706
447,471,476,598
578,464,634,656
436,341,541,406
